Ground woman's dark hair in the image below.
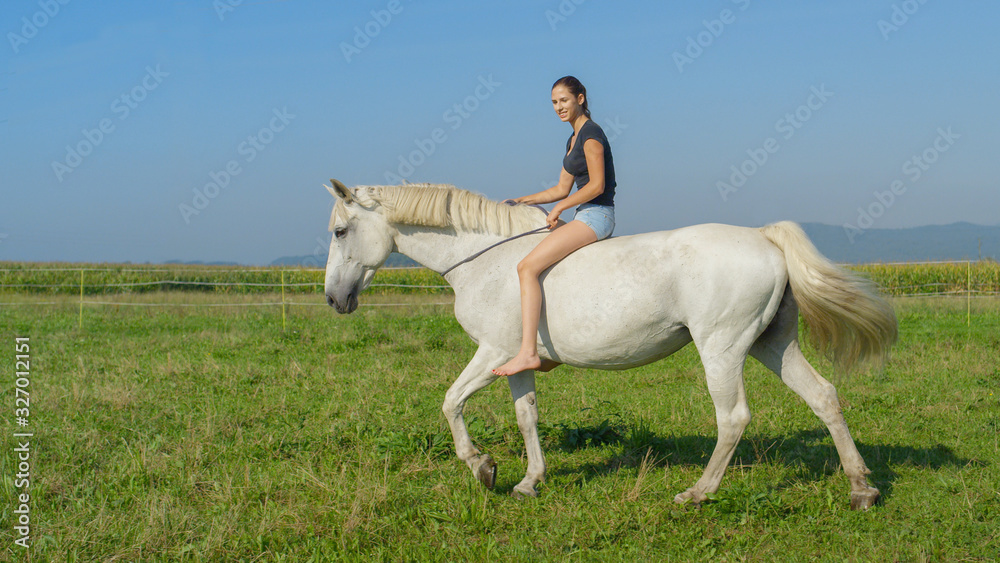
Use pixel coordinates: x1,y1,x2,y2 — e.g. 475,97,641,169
552,75,590,118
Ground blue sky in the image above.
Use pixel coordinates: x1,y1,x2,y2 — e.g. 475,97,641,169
2,0,997,264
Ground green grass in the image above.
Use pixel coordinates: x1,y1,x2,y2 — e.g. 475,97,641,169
1,292,998,561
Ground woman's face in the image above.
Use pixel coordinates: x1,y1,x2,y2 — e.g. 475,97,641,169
552,85,584,123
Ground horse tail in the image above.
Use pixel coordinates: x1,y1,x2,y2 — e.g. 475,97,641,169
759,221,898,373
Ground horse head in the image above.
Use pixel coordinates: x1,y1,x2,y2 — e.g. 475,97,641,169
324,179,395,313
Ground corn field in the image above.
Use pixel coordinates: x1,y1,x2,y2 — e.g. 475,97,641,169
852,261,1000,297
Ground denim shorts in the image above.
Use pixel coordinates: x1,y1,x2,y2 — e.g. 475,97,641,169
573,203,615,240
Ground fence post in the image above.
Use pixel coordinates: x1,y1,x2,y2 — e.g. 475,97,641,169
79,269,84,330
281,269,287,332
967,260,971,328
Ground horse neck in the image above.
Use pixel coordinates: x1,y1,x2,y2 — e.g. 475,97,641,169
392,224,507,279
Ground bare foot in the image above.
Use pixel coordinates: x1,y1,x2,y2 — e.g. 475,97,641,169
492,352,542,376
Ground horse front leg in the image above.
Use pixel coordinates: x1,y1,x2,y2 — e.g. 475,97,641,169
442,345,504,489
507,370,546,499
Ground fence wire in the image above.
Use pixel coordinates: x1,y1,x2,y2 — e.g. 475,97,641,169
1,263,998,308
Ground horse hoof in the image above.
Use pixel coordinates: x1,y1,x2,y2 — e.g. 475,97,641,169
673,488,708,506
510,486,538,500
850,487,880,510
476,455,497,489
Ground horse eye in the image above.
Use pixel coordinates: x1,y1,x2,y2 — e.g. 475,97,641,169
335,228,348,239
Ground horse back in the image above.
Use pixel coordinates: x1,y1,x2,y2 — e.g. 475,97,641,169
455,223,789,369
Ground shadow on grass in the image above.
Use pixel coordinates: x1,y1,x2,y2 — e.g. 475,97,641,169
532,423,975,504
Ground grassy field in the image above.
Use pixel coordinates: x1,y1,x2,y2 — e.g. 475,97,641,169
1,290,998,561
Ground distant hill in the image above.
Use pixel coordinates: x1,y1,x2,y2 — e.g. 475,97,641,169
800,222,1000,263
271,223,1000,267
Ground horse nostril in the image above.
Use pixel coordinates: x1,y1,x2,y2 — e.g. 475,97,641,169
326,294,335,307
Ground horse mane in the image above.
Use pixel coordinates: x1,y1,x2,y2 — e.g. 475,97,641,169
341,183,546,237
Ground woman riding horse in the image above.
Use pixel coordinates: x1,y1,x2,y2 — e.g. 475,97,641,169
493,76,618,377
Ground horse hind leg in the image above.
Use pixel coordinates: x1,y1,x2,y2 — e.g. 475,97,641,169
749,294,880,510
675,340,753,506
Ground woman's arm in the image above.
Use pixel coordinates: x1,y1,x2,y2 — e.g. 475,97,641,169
547,138,605,224
512,168,574,205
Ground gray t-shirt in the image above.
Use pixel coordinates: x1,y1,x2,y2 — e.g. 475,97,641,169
562,119,616,207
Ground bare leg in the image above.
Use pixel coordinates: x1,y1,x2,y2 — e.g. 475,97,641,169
493,221,597,376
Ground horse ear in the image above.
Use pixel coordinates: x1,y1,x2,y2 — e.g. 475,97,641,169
326,179,354,204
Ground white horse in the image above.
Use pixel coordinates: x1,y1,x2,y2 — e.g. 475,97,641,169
323,180,897,510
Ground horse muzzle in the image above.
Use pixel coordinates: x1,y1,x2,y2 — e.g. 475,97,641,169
324,265,374,314
325,287,358,314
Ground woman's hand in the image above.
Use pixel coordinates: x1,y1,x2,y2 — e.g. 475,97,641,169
546,207,562,229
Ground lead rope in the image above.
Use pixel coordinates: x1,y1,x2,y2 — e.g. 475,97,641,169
440,226,549,277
